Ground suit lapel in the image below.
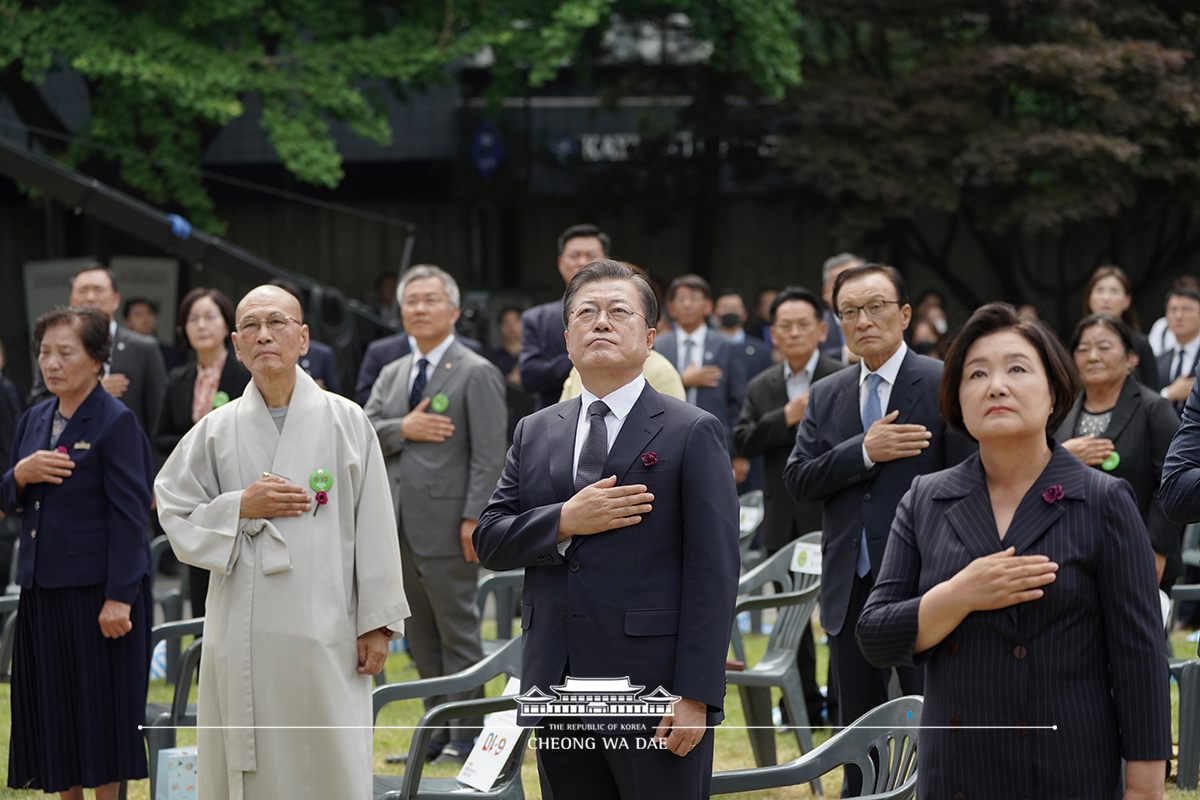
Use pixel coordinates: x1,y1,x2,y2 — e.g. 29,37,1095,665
1057,394,1084,442
1000,449,1080,557
889,351,922,425
1100,379,1140,443
56,383,104,452
941,460,1004,562
602,386,665,485
393,354,415,414
838,371,864,439
422,340,462,402
550,400,581,501
111,326,132,374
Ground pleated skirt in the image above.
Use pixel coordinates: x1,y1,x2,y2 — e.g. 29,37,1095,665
8,578,152,792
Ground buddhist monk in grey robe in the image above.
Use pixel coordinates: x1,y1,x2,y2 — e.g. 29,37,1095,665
155,286,409,800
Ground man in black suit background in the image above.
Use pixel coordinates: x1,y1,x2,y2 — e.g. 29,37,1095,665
784,264,973,793
654,275,748,484
734,286,846,726
31,265,168,439
817,253,864,362
475,260,739,800
1157,286,1200,412
715,288,774,493
518,224,610,410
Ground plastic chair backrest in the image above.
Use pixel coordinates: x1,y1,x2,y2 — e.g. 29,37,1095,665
739,490,765,540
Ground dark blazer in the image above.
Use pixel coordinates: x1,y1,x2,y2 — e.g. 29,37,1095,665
300,340,340,395
653,329,747,453
0,383,153,604
733,356,847,553
517,301,573,411
783,348,975,635
1157,342,1199,404
474,385,740,729
1131,331,1159,390
1054,377,1183,586
857,447,1171,798
354,331,486,405
732,333,775,382
153,347,252,459
30,325,168,438
818,309,844,361
1160,358,1200,522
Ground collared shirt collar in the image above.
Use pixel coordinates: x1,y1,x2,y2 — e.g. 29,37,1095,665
783,348,821,383
859,340,908,387
580,373,646,423
413,333,456,370
679,324,708,354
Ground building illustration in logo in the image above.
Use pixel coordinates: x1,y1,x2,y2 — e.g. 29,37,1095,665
516,678,680,716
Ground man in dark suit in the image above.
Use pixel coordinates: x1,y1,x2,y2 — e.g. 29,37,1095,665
733,286,846,726
654,275,748,484
715,288,774,493
365,266,507,764
475,260,740,800
123,298,186,372
1157,287,1200,411
784,264,973,792
518,224,610,410
31,265,168,439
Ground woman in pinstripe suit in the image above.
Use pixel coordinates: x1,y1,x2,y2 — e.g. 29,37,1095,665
859,303,1170,800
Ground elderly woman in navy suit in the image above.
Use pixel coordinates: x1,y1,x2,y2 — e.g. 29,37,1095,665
2,307,154,799
858,303,1170,800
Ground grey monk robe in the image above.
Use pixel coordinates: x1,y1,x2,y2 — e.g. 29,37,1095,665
155,368,409,800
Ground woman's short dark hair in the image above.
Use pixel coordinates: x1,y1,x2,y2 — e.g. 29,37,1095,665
831,264,909,312
939,302,1080,442
1068,313,1134,356
1083,265,1140,332
33,307,111,373
562,260,659,329
177,287,236,349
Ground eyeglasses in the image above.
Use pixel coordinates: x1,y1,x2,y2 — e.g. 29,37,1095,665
570,305,646,327
773,320,818,333
836,300,901,323
401,295,450,310
235,315,300,336
186,312,222,325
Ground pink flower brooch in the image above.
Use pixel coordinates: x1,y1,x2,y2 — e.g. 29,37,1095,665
641,451,657,467
1042,484,1064,504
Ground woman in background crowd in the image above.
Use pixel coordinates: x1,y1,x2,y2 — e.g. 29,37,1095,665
859,302,1170,800
3,307,154,799
153,287,248,617
1056,313,1182,589
1083,265,1159,389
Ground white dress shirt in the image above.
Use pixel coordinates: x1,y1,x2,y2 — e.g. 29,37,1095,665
783,349,821,402
1162,334,1200,397
860,341,909,469
406,334,456,399
560,373,647,554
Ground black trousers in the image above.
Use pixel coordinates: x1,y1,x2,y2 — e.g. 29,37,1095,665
536,716,714,800
829,570,922,796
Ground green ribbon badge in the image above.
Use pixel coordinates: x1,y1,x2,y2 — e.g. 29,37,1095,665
1101,451,1120,471
430,393,449,413
310,468,333,493
212,391,230,409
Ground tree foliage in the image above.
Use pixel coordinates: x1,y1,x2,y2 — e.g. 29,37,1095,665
776,0,1200,322
0,0,801,231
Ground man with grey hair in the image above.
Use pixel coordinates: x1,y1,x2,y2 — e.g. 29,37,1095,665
365,265,508,764
819,253,865,361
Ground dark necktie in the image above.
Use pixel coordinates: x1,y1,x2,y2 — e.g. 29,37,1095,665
409,358,429,410
1174,349,1186,383
574,400,611,493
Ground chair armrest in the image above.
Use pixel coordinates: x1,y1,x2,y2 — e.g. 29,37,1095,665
734,584,820,617
396,696,521,799
169,638,203,722
1174,584,1200,602
372,637,521,721
0,594,17,614
151,618,205,650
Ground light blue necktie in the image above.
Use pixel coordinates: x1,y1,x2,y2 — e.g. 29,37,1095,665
858,373,884,577
682,338,697,405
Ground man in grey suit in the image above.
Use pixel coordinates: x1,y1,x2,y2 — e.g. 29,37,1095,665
365,265,507,764
32,265,167,438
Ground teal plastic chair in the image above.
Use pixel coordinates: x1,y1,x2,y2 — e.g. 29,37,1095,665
711,695,922,799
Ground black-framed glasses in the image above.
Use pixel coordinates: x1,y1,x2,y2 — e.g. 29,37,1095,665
236,315,301,336
837,300,901,323
570,305,646,327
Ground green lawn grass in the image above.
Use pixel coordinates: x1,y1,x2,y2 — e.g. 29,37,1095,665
1,624,1199,798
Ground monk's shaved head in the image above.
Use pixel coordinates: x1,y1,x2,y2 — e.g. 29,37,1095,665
237,285,303,321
